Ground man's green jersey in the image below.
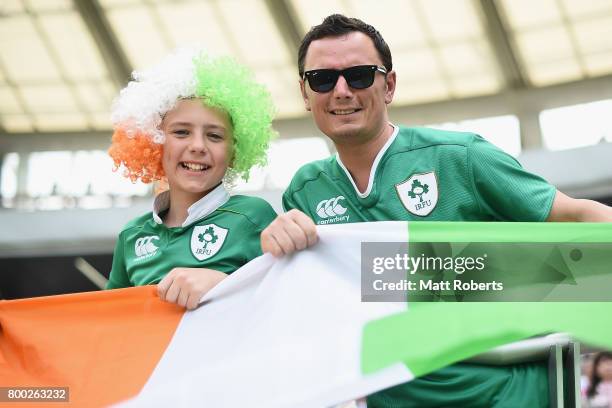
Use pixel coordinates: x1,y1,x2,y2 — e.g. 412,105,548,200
283,125,556,223
107,185,276,289
283,125,556,407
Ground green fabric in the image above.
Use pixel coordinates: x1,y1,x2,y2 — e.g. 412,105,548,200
367,363,549,408
408,221,612,243
364,222,612,408
107,195,276,288
283,126,556,223
363,301,612,377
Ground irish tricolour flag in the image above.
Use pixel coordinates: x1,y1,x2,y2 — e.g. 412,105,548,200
1,222,611,407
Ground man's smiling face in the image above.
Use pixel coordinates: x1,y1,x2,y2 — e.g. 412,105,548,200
300,31,396,147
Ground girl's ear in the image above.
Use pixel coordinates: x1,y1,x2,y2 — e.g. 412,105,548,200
226,148,236,171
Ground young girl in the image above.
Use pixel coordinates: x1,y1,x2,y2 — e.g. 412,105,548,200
106,49,277,310
587,352,612,408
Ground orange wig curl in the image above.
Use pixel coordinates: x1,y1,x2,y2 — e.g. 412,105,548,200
108,127,164,184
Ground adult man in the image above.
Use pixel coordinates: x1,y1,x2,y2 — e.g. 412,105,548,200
261,14,612,407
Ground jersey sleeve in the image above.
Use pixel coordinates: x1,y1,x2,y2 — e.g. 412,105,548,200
280,160,328,217
468,136,556,221
282,188,298,212
106,232,132,289
282,177,310,214
241,200,278,263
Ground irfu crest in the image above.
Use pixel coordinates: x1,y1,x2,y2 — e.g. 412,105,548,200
395,172,439,216
407,179,429,203
198,226,218,250
191,224,228,261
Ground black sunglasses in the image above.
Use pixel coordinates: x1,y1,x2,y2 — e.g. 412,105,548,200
303,65,387,93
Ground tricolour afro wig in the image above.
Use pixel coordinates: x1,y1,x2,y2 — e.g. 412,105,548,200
109,48,277,184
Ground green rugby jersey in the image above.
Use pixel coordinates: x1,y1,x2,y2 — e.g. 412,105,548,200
283,125,556,224
283,125,555,407
107,186,276,289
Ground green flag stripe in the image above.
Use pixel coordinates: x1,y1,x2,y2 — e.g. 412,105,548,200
409,222,611,242
362,302,612,377
361,222,612,377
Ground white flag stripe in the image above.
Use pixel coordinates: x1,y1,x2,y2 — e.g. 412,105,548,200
122,222,412,407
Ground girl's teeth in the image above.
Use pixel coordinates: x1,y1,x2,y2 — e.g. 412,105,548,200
183,163,205,171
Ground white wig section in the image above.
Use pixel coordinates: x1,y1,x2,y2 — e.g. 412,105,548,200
110,48,200,144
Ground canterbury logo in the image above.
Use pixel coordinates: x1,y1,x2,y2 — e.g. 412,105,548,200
316,196,348,218
135,235,160,258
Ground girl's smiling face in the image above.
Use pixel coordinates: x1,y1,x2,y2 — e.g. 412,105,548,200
161,99,233,200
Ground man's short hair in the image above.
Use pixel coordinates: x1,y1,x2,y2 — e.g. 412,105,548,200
297,14,393,78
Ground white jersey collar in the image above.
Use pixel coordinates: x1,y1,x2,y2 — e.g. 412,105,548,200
152,184,231,227
336,123,399,198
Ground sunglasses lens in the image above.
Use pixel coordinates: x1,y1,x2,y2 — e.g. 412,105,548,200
305,66,381,92
308,70,338,93
344,66,375,89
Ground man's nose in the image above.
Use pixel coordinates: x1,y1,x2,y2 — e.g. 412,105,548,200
332,74,353,98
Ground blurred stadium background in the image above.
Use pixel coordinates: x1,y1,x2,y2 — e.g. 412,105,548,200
0,0,611,299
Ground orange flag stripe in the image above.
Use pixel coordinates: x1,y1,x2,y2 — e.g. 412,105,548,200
0,286,184,407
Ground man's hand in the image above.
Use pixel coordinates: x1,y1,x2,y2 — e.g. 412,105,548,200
157,267,227,310
260,209,318,257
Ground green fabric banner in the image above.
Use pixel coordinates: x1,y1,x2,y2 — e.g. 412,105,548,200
362,222,612,377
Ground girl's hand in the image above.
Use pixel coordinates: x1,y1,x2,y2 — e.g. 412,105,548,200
157,268,227,310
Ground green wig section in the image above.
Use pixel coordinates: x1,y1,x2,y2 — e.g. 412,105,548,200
193,54,277,181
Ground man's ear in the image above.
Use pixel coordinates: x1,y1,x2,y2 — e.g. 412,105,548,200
384,70,396,105
300,79,311,111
